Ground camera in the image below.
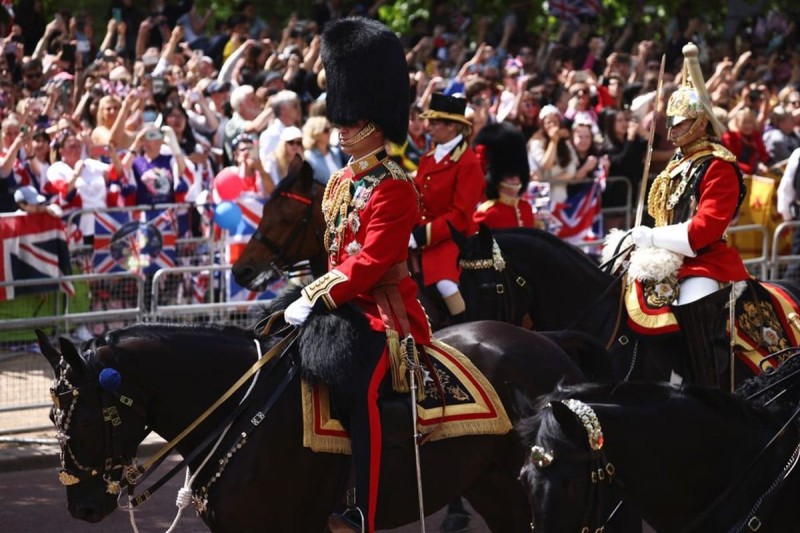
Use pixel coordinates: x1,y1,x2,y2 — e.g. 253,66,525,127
748,89,762,102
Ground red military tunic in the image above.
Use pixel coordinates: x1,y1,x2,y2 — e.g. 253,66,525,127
682,158,750,282
302,148,432,345
413,138,485,286
473,197,535,229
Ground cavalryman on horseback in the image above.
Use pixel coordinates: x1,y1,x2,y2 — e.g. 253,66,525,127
282,16,433,533
631,43,749,387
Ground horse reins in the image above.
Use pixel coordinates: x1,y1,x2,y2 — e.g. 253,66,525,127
250,186,325,276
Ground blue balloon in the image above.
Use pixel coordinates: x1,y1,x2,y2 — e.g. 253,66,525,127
214,201,242,231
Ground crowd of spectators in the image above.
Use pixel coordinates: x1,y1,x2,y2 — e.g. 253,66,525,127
1,1,800,244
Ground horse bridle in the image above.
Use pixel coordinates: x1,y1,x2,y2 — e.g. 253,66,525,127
458,238,530,324
249,187,324,277
51,346,150,497
528,399,622,533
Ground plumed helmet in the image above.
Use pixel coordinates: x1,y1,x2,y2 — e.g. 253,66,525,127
665,43,724,138
321,17,410,144
473,122,530,199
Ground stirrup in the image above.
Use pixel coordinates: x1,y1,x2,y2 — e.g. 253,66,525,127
327,508,364,533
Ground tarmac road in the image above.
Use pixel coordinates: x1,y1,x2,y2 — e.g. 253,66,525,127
0,454,489,533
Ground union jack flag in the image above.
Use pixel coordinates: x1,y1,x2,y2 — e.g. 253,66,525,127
548,0,601,22
225,195,285,302
92,209,176,275
551,179,604,244
0,213,74,301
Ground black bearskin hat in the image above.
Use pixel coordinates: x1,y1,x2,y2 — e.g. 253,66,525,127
321,17,409,144
473,123,530,199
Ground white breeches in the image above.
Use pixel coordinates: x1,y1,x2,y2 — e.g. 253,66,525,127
677,276,720,305
436,279,459,298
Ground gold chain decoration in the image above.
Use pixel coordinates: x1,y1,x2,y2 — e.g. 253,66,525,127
339,121,377,148
458,238,506,271
321,170,352,255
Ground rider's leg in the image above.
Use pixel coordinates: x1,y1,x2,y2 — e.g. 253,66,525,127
671,277,727,388
436,280,466,321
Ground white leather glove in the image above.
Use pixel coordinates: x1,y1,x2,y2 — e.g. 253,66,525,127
284,296,313,326
631,226,654,248
408,234,418,249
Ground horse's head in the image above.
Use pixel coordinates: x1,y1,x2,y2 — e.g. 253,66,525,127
36,330,150,523
454,224,523,323
518,397,620,533
232,157,326,290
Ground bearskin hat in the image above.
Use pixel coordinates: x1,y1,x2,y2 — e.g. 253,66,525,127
321,17,409,144
473,122,530,199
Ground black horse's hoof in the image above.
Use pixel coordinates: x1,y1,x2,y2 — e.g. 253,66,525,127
440,511,471,533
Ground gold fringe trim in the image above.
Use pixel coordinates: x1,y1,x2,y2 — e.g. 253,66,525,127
301,379,351,454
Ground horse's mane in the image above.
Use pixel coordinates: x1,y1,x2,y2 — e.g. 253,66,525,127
735,352,800,426
517,381,783,450
104,322,255,350
496,228,613,284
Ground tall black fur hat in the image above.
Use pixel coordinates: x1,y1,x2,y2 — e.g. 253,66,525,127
472,122,530,199
321,17,409,144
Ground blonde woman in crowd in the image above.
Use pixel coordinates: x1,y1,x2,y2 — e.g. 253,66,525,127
302,116,343,185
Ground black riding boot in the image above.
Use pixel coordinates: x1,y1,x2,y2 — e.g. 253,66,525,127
671,287,730,388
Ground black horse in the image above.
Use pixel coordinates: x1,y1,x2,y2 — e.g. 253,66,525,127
36,315,583,533
517,369,800,533
454,225,798,384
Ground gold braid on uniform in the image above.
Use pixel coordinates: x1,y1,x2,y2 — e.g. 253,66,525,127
321,170,352,254
647,169,673,227
647,137,714,227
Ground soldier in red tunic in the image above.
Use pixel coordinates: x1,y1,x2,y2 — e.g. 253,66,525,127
282,17,432,533
472,122,535,229
631,43,749,387
412,93,485,320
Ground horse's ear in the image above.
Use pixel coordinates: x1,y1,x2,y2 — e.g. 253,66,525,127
477,223,493,246
36,330,61,373
58,337,85,376
449,222,467,251
287,155,313,192
549,400,585,442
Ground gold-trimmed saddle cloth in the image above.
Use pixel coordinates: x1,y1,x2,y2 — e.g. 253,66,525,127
301,339,512,454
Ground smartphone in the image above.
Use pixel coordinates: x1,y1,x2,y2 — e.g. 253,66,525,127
20,125,29,135
142,108,159,124
112,8,122,23
152,75,166,94
61,43,76,64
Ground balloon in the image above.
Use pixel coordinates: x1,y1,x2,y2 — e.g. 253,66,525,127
213,168,243,201
214,201,242,231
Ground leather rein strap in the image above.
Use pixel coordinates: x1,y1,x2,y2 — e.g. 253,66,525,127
122,329,299,496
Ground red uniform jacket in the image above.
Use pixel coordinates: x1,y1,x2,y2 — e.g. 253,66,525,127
413,139,485,285
473,197,535,229
683,157,750,282
302,150,431,344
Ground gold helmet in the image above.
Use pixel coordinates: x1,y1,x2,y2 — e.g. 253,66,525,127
665,43,724,138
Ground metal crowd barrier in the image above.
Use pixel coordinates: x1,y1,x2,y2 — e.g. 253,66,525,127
771,221,800,280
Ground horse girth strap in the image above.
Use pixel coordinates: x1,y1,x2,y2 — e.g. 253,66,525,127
136,330,299,475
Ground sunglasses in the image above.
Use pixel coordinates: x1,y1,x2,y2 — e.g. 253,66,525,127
789,100,800,106
24,72,43,79
322,127,331,133
286,139,302,146
571,89,587,97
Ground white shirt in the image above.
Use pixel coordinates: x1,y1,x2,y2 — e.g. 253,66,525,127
47,159,109,236
434,133,463,163
777,147,800,221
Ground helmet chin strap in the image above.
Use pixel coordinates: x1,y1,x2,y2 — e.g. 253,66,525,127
668,116,707,146
339,122,377,148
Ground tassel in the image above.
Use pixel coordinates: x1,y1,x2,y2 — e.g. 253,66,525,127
386,329,409,393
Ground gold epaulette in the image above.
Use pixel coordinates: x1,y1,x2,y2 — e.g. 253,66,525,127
476,199,496,212
450,142,467,162
710,143,737,163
